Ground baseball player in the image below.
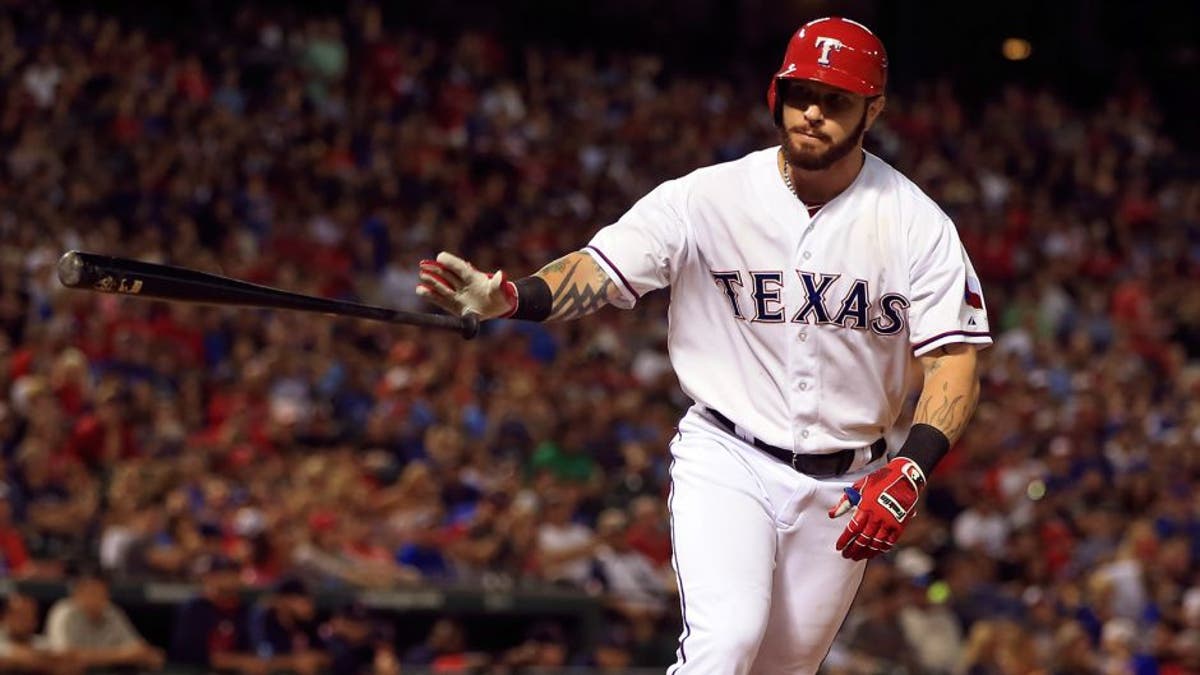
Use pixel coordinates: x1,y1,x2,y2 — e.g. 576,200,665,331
417,16,990,674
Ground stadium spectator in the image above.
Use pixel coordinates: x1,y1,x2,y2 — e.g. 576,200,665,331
1052,620,1102,674
443,489,513,578
246,577,325,675
535,489,598,587
624,495,673,570
591,508,671,627
401,617,487,671
955,618,1046,675
895,561,963,674
168,555,262,673
845,568,923,675
0,592,80,674
322,601,400,675
110,507,191,580
292,509,417,590
18,437,97,566
572,623,636,671
498,621,570,670
0,481,31,578
44,565,165,671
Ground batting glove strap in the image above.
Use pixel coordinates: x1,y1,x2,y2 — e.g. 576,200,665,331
872,458,926,523
508,276,552,321
896,423,950,478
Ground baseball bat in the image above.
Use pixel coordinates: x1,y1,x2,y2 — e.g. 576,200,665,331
56,251,480,339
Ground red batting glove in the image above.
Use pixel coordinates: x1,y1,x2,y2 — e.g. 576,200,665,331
828,457,926,561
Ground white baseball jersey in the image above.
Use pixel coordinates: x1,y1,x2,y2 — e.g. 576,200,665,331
584,147,991,453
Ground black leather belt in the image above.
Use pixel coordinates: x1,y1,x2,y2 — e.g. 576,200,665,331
706,408,886,478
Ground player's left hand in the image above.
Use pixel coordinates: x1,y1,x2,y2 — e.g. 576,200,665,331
828,457,926,560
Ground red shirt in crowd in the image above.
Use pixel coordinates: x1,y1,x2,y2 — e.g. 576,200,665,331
0,526,29,575
65,413,139,465
625,523,672,568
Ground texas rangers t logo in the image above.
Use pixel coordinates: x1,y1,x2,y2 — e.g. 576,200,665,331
814,37,844,65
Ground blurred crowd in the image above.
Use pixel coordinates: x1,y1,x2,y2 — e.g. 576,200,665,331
0,0,1198,673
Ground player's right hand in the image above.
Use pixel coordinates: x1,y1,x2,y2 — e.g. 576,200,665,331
417,252,518,319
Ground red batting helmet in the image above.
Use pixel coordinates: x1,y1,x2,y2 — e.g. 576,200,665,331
767,17,888,120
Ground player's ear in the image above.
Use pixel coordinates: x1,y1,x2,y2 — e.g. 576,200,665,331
865,95,886,130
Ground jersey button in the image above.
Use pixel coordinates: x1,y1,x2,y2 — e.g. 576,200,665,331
802,252,812,260
799,382,807,391
798,332,808,342
802,430,810,439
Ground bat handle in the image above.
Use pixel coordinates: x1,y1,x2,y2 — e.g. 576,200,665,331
460,312,481,340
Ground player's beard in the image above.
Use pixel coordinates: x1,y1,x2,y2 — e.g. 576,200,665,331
779,106,869,172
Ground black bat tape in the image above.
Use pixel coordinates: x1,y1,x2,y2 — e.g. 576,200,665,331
56,251,479,339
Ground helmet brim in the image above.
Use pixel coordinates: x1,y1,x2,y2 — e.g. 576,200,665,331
775,64,881,98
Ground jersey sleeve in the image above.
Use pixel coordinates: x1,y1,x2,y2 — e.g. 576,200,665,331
906,215,992,356
583,179,689,309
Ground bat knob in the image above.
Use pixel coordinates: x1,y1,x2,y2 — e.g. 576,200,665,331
57,251,84,288
460,312,480,340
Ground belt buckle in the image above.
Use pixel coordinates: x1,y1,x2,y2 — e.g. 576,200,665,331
790,453,802,472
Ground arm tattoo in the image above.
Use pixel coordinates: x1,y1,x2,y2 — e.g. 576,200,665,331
914,381,970,441
535,253,618,321
914,347,980,443
547,258,614,320
538,258,573,276
924,346,949,368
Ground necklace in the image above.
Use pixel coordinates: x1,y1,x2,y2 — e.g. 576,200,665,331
782,157,825,212
783,160,798,197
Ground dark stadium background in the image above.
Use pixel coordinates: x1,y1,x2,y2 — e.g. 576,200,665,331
66,0,1199,146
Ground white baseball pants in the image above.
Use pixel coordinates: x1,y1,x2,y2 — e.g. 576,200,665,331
665,408,875,674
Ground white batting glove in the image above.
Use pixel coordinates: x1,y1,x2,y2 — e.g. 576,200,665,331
416,252,517,319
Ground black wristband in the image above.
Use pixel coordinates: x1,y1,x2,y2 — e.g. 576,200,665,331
509,276,552,321
897,424,950,477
